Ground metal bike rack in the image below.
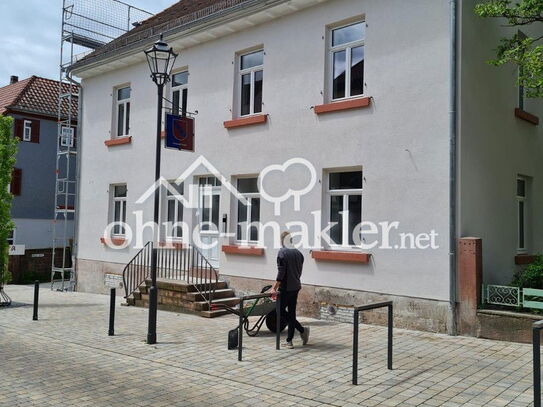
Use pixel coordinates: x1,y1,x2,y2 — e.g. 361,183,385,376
352,301,393,385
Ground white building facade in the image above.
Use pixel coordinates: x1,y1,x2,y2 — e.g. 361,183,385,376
71,0,542,334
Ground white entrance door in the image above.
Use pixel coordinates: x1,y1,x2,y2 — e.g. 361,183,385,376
196,176,221,268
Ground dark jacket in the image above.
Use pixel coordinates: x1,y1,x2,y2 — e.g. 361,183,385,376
276,247,304,292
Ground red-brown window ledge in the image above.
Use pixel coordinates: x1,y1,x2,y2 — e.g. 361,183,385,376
100,237,127,246
314,97,371,115
515,108,539,125
311,250,370,264
515,254,538,265
105,136,132,147
159,241,184,249
222,244,264,256
224,114,268,129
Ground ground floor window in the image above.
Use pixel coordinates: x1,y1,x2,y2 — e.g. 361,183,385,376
327,170,362,247
111,184,127,236
166,181,184,239
517,176,527,253
236,177,260,243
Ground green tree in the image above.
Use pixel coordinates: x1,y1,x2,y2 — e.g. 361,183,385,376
475,0,543,97
0,116,18,286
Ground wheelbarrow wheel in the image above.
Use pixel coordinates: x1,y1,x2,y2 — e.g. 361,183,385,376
265,310,288,333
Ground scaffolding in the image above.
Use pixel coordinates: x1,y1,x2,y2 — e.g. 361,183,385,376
51,0,152,291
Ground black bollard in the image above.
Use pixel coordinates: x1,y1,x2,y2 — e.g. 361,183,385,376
108,288,116,336
147,286,157,344
32,280,39,321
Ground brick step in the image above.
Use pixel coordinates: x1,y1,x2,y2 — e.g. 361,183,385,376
132,299,230,318
143,279,227,293
193,297,240,312
138,287,234,301
185,288,236,301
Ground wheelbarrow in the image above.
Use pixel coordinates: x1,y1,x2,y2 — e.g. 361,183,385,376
213,285,287,349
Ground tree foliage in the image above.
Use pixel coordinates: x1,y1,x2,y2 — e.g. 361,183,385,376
475,0,543,97
0,116,18,285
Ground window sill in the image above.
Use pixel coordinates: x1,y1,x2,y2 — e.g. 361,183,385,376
311,250,370,264
515,108,539,125
224,114,268,129
222,244,264,256
100,237,126,246
159,241,184,249
105,136,132,147
515,254,537,265
314,97,371,115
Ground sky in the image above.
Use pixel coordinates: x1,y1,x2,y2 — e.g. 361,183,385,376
0,0,177,87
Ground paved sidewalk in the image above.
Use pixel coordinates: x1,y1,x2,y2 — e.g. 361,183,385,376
0,285,534,406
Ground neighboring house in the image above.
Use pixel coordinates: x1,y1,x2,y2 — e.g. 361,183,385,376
70,0,542,335
0,75,77,282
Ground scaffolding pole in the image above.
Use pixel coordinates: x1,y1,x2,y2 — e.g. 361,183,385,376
51,0,152,291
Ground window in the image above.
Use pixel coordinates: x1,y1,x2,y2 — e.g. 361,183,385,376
10,168,22,196
517,177,527,253
166,181,184,240
239,50,264,116
7,229,15,245
330,21,365,100
327,170,363,247
199,176,221,232
518,31,527,110
111,185,127,236
60,126,74,147
172,71,188,117
115,86,131,137
23,120,32,141
236,178,260,243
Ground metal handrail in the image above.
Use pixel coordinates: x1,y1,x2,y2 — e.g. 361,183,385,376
353,301,393,385
237,292,281,361
122,241,153,298
534,320,543,407
123,241,219,310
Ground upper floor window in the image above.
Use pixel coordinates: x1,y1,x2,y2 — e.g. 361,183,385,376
239,50,264,116
172,71,188,117
330,21,365,100
518,31,527,110
111,184,127,236
60,126,75,148
236,177,260,243
327,170,363,247
23,120,32,141
116,86,131,137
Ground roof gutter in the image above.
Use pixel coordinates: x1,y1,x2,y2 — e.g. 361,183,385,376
448,0,458,336
71,0,293,76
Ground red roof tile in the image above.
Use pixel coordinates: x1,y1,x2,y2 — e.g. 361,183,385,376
0,76,78,120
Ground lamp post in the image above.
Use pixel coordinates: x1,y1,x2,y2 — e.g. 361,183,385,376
144,34,177,344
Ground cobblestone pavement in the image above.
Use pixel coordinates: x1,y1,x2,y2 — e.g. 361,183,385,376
0,285,534,407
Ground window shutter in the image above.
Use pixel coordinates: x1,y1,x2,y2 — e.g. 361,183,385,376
14,119,23,140
11,168,22,196
30,120,40,143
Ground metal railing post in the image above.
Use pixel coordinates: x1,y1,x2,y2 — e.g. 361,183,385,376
108,288,116,336
388,303,393,370
276,292,281,350
352,308,359,385
32,280,39,321
352,301,393,385
238,298,244,361
534,320,543,407
147,285,157,344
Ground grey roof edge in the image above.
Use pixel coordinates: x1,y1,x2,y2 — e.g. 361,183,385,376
70,0,290,76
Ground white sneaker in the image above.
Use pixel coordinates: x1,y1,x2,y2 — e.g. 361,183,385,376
283,341,294,349
301,327,310,345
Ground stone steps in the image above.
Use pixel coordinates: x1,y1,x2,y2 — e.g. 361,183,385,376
126,278,239,317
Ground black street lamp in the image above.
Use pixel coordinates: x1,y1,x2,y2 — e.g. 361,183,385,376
144,34,177,345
